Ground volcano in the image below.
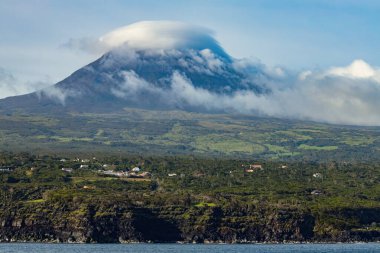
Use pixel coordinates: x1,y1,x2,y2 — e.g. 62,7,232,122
0,21,266,114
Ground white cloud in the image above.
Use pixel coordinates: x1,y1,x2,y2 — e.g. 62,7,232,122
199,49,224,73
36,86,80,105
0,68,18,98
327,59,376,79
298,70,312,81
61,37,106,55
109,59,380,126
111,70,162,98
100,21,219,51
170,71,215,108
324,59,380,85
64,21,229,59
232,60,380,126
0,67,51,99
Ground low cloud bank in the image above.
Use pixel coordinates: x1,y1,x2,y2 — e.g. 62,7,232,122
111,59,380,126
36,86,80,105
0,67,78,105
0,67,51,99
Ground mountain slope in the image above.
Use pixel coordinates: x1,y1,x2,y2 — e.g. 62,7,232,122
0,48,266,113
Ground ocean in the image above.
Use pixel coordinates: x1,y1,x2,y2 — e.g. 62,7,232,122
0,243,379,253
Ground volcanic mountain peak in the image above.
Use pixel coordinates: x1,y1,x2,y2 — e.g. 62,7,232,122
0,21,267,113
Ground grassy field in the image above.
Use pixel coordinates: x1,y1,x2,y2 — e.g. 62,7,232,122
298,144,338,151
0,108,379,161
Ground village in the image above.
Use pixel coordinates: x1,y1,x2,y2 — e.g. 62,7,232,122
62,159,273,178
0,154,327,196
60,158,152,179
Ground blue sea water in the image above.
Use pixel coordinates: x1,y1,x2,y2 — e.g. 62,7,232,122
0,243,379,253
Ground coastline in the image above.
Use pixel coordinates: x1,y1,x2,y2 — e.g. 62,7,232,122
1,239,379,244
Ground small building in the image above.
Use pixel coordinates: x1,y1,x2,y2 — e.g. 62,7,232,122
311,190,323,195
114,171,125,177
244,164,263,173
313,173,323,178
80,165,89,169
62,168,73,173
101,170,128,177
83,185,96,190
81,159,90,163
60,159,67,162
168,173,177,177
0,167,12,172
280,165,288,169
250,164,263,170
132,167,140,172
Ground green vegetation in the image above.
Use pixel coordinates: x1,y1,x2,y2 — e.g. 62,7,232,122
25,199,45,204
340,136,376,146
195,135,265,153
0,109,380,242
195,202,217,207
0,153,379,242
298,144,338,151
0,108,379,162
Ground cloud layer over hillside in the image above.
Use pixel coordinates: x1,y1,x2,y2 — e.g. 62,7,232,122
107,56,380,126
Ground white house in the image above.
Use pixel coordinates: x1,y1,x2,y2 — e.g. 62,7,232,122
311,190,323,195
250,164,263,170
0,167,12,172
62,168,73,173
132,167,140,172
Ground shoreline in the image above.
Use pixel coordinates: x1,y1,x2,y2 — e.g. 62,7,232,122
1,240,379,244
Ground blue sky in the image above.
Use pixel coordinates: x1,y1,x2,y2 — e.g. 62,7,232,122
1,0,380,88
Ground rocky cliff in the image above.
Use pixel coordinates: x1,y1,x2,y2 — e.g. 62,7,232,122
0,202,378,243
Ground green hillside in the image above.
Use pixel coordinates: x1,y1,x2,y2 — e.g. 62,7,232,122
0,108,379,161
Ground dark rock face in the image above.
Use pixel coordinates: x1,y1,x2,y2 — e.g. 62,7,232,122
0,204,378,243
